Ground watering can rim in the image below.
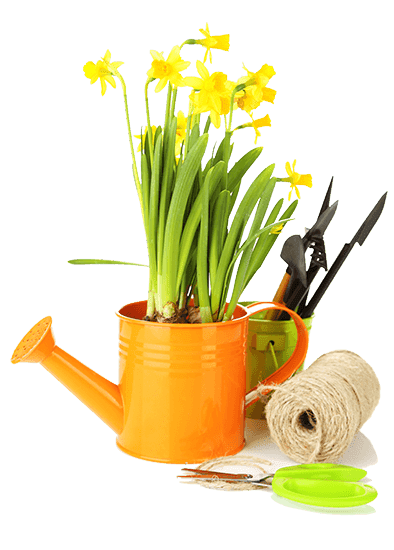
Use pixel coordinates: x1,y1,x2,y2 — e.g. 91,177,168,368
116,300,304,328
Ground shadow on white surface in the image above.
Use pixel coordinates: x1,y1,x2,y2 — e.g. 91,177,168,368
241,418,378,470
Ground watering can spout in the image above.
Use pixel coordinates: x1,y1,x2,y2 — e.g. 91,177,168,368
11,317,123,434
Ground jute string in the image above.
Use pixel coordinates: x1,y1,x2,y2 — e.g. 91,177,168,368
263,350,380,463
181,455,272,491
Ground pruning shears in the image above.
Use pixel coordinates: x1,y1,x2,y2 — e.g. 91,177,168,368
276,179,338,320
178,463,378,508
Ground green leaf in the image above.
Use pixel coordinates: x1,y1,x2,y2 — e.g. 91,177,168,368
147,128,163,294
196,156,213,323
68,259,148,266
227,147,263,194
188,123,200,152
221,217,294,321
160,133,209,309
176,161,223,290
157,116,177,275
244,199,298,289
224,179,276,320
209,189,230,290
210,163,275,317
141,152,150,234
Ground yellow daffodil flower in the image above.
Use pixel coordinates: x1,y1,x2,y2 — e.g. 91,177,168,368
147,46,190,93
175,111,187,156
270,223,284,235
83,50,124,96
134,126,157,152
250,115,271,144
196,23,230,63
242,63,276,89
184,61,232,128
235,85,262,114
282,160,313,200
235,65,276,114
234,114,271,144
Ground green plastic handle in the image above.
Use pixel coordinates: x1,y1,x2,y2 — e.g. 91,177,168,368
274,463,367,482
272,477,378,508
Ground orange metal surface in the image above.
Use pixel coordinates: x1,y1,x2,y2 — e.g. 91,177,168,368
11,317,123,434
11,300,308,463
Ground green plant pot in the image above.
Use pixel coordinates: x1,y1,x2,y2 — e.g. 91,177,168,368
240,301,313,419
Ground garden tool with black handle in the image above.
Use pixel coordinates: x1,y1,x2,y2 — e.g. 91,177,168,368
277,199,338,320
301,192,387,319
268,180,336,320
266,181,338,321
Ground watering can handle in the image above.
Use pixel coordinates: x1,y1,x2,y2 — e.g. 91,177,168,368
244,302,309,408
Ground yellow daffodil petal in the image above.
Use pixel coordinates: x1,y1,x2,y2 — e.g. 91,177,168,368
183,77,204,89
83,61,97,79
210,93,222,113
104,75,116,88
101,79,107,96
148,48,189,91
155,76,169,93
150,50,164,61
210,110,221,128
270,223,284,234
196,60,210,80
83,54,122,96
110,61,124,70
176,111,187,129
258,64,275,78
83,61,99,84
249,115,271,144
197,24,230,63
170,73,185,87
262,87,276,103
198,23,210,37
283,160,312,199
298,174,313,188
252,114,271,128
167,45,181,65
103,50,111,63
214,34,230,51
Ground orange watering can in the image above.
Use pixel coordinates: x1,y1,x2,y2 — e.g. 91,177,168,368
11,301,308,463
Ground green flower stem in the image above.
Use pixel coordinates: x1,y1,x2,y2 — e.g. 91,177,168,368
170,86,178,118
203,116,211,134
116,73,144,221
228,82,247,132
180,39,197,48
222,130,232,190
145,78,155,166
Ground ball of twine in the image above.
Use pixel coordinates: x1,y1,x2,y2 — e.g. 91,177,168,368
264,350,380,463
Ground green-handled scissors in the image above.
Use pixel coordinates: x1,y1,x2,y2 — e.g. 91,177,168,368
179,463,378,508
